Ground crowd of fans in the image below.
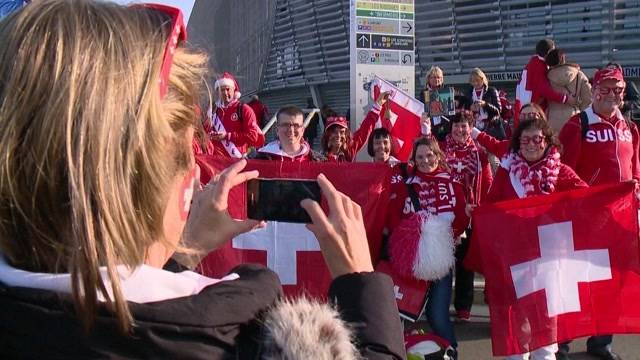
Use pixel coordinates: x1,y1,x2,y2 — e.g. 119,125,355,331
195,37,634,360
0,1,637,359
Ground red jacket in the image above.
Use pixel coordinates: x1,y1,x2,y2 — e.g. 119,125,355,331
206,100,264,158
559,106,640,185
325,107,379,162
472,128,510,159
388,168,469,237
486,163,587,203
516,55,566,109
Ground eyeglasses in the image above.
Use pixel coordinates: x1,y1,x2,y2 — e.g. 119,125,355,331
133,4,187,99
278,123,303,130
597,86,625,95
520,135,545,145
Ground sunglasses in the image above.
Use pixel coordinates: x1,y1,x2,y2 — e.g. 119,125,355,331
597,86,625,95
133,3,187,99
520,135,545,145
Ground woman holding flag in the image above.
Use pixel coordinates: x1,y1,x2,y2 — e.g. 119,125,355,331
481,117,587,359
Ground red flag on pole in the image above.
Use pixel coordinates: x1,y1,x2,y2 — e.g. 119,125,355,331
371,76,424,162
468,182,640,356
195,156,391,298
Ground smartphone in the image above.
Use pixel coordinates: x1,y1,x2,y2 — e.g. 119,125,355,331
247,178,321,223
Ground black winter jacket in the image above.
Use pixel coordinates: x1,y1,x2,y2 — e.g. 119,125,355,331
464,85,502,123
0,264,405,359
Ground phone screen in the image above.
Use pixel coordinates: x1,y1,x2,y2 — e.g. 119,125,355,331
247,178,321,223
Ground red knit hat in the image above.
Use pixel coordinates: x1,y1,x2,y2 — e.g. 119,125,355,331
214,72,241,99
593,67,624,86
324,116,348,131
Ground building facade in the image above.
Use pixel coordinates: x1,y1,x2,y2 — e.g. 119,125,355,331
191,0,640,124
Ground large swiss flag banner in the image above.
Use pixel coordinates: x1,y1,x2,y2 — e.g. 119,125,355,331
468,182,640,356
195,156,391,298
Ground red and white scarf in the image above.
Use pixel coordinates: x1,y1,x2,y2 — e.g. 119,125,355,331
501,147,561,198
444,134,480,192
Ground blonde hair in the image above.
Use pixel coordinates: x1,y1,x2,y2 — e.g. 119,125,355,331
469,68,489,88
426,66,444,82
0,0,206,332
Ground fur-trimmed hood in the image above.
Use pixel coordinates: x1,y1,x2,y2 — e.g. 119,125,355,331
262,297,361,359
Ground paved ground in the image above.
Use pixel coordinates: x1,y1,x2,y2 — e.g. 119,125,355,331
410,305,640,359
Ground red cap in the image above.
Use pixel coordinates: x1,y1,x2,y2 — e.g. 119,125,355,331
324,116,348,131
593,67,624,86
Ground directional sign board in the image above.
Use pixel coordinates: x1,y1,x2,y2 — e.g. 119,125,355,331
350,0,415,159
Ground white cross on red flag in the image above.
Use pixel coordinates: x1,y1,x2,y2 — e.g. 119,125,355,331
465,182,640,356
371,76,424,162
195,156,392,298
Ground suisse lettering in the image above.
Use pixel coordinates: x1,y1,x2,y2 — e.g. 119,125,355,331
585,128,632,143
438,182,449,201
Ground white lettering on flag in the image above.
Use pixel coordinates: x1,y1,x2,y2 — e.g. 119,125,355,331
232,221,321,285
510,221,612,317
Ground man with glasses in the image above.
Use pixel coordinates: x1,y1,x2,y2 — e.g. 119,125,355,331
251,106,326,161
557,67,637,360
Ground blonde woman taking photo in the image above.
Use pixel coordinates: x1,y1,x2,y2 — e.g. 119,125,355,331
0,1,404,358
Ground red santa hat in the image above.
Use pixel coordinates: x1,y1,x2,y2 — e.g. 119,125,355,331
214,72,241,100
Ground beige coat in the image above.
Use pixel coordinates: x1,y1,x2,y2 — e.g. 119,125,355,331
547,64,592,132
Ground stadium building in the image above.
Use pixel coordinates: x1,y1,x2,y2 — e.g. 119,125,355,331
191,0,640,121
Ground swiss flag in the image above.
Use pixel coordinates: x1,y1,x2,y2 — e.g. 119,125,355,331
195,156,391,298
375,260,430,322
467,182,640,356
371,76,423,162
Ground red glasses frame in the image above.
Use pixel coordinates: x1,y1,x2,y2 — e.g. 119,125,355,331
520,135,545,145
133,3,187,99
597,86,625,95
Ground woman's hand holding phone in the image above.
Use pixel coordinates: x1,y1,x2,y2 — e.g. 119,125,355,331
301,174,374,278
177,159,265,269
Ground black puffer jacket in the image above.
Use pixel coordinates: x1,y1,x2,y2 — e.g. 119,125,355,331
0,264,405,359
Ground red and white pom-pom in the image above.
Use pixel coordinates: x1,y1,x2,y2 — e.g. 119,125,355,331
412,214,456,281
389,212,456,281
389,212,423,279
